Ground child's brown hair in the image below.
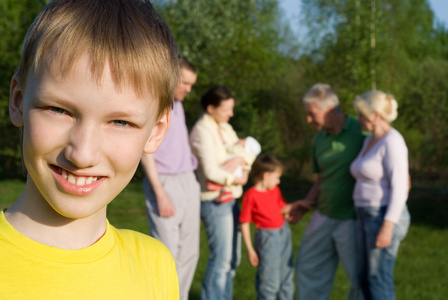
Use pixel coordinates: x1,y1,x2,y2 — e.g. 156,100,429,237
251,155,282,184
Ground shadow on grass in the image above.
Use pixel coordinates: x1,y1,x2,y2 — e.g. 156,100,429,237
407,187,448,230
188,291,201,300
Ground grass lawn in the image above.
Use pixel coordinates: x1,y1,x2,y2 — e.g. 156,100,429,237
1,178,447,299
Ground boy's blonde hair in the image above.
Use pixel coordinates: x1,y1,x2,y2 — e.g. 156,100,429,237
251,155,282,184
16,0,180,119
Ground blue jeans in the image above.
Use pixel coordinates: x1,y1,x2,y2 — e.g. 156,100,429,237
200,199,241,300
255,222,294,300
355,206,410,300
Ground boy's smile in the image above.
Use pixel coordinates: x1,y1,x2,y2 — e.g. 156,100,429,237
9,55,169,221
51,165,105,196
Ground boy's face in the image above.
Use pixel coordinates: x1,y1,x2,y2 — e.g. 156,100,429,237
263,167,282,190
9,56,169,220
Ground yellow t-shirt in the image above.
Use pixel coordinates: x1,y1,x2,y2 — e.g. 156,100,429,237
0,211,179,299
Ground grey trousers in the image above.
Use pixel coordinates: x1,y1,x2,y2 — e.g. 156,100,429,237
144,171,201,300
296,211,364,300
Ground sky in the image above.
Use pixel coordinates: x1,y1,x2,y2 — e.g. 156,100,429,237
280,0,448,37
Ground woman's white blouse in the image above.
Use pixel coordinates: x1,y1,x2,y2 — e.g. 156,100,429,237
350,129,409,223
190,113,255,201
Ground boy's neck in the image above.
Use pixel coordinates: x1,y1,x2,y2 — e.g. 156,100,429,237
5,182,107,250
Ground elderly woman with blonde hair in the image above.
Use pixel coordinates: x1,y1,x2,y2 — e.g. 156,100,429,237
350,91,411,300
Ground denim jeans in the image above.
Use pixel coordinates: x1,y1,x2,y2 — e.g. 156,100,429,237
255,222,294,300
355,205,410,300
200,199,241,300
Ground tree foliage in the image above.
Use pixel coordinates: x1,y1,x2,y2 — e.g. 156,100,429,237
0,0,45,178
301,0,436,109
398,58,448,170
153,0,310,170
154,0,283,91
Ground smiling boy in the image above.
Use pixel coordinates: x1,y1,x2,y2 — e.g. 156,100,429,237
0,0,180,298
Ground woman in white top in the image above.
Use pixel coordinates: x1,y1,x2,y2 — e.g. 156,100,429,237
350,91,410,300
190,86,256,300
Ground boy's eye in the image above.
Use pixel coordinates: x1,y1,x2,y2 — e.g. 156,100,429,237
49,106,66,114
112,120,130,127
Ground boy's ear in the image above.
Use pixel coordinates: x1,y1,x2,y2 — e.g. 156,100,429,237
143,111,171,154
9,74,24,127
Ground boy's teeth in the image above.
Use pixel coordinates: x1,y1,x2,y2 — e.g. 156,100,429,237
76,177,86,186
68,174,76,185
60,168,97,186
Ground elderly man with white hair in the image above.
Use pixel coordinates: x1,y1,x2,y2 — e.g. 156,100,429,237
283,83,365,300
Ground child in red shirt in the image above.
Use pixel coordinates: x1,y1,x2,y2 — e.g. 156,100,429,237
240,155,309,299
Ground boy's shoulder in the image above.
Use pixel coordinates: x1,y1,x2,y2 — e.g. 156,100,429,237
112,227,173,258
114,228,161,247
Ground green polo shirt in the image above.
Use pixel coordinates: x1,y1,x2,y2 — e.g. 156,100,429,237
313,115,365,219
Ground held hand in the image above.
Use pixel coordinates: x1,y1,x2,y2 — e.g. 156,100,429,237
221,156,245,173
281,203,292,217
247,249,259,267
282,201,312,224
286,207,309,224
156,194,175,218
376,221,394,248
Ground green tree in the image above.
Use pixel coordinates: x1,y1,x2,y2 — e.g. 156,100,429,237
300,0,435,110
0,0,46,178
154,0,308,168
398,58,448,171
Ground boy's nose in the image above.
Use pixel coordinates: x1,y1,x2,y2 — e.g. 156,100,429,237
64,123,101,168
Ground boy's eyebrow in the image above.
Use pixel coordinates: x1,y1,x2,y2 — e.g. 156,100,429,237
106,110,149,121
32,93,70,106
